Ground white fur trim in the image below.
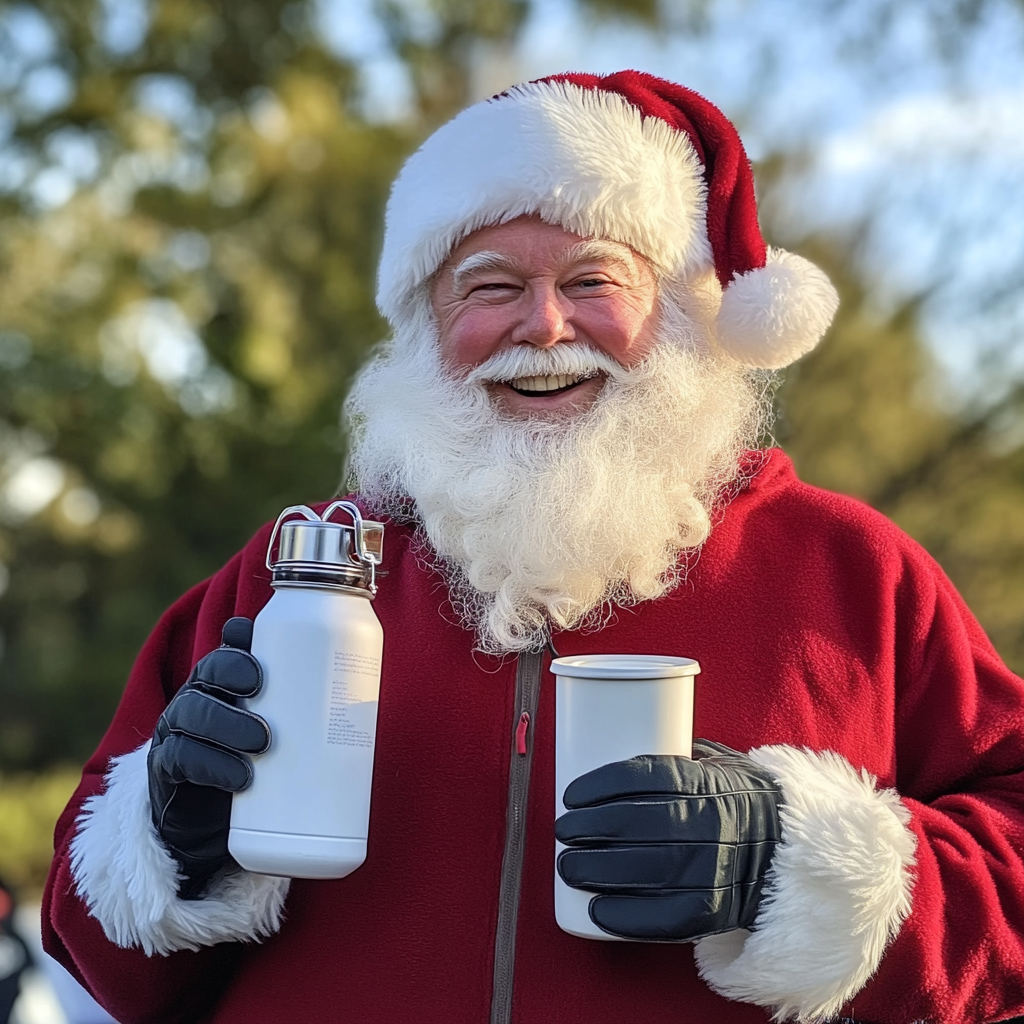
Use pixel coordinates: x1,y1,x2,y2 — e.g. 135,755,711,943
377,79,711,322
69,741,290,956
695,745,916,1022
715,248,839,369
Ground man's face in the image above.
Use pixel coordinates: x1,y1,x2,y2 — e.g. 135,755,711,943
430,216,660,416
349,217,765,651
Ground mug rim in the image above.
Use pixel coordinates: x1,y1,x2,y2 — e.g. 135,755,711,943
550,654,700,679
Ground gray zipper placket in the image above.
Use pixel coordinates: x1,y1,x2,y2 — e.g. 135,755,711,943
489,650,544,1024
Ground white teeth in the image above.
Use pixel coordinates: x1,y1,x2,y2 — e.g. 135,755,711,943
509,373,583,393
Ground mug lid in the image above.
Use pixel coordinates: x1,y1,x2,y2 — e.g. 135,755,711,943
551,654,700,679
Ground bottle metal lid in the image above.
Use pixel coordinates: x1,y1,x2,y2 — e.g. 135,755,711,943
266,501,384,595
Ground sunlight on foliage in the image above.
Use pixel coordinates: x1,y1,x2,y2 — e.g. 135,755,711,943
0,768,80,895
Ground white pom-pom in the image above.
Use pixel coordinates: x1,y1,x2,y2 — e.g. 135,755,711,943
715,248,839,369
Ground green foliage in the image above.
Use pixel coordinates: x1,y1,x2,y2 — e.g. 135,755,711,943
375,0,530,123
0,767,80,895
776,246,951,501
777,242,1024,672
0,0,408,767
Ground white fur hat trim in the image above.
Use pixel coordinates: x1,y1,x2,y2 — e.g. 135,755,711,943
377,79,710,323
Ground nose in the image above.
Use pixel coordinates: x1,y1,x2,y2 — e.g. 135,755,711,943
513,284,575,348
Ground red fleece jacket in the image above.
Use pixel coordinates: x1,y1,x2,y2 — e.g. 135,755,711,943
42,450,1024,1023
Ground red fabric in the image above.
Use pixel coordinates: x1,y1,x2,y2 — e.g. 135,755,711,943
539,70,767,287
43,450,1024,1023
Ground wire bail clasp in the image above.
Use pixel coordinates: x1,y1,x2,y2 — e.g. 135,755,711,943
265,501,384,594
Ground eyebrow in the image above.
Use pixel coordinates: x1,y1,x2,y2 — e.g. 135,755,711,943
450,250,517,290
563,239,636,269
449,239,639,292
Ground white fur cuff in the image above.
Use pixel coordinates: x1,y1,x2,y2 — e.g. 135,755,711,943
695,745,916,1022
70,741,290,956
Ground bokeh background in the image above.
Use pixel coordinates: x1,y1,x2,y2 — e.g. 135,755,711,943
1,0,1024,903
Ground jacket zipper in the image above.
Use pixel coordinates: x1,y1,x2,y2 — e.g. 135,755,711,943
489,650,544,1024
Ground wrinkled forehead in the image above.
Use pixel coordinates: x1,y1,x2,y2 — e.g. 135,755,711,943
442,236,649,286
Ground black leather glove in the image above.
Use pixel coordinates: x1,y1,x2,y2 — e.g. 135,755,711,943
555,739,783,941
147,617,271,899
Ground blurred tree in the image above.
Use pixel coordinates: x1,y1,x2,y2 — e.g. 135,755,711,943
0,0,409,767
0,0,1022,774
0,767,79,891
775,240,1024,669
375,0,530,124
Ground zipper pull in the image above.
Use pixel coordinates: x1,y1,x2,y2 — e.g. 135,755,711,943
515,711,530,755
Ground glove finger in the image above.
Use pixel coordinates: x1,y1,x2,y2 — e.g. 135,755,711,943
589,888,751,942
563,755,782,811
558,839,778,891
221,616,254,651
558,789,782,846
558,842,733,890
561,753,696,806
556,797,725,845
164,689,270,754
149,732,255,792
153,713,171,746
188,648,263,700
562,756,702,809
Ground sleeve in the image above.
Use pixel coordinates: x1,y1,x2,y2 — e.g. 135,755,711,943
696,537,1024,1023
847,556,1024,1024
41,537,290,1024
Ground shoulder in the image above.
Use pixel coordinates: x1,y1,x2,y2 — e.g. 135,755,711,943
739,449,932,563
713,452,1008,680
719,450,953,612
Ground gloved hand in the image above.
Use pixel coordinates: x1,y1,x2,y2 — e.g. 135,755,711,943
555,740,783,941
147,617,270,899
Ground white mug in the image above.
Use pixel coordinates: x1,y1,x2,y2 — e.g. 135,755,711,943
552,654,700,940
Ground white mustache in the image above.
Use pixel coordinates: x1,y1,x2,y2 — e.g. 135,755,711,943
465,344,634,386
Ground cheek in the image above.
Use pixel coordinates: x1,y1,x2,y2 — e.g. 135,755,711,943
438,307,510,368
581,303,658,366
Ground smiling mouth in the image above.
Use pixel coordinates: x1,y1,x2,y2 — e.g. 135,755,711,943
505,372,600,396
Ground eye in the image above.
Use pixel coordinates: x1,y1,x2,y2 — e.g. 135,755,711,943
567,275,616,293
462,278,521,297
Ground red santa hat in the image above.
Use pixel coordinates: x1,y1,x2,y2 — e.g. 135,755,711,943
377,70,838,370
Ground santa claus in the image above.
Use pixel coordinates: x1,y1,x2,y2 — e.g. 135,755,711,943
43,72,1024,1024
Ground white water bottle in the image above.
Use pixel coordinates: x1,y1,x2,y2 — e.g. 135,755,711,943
228,501,385,879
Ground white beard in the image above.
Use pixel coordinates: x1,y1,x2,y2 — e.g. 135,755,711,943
344,291,774,654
